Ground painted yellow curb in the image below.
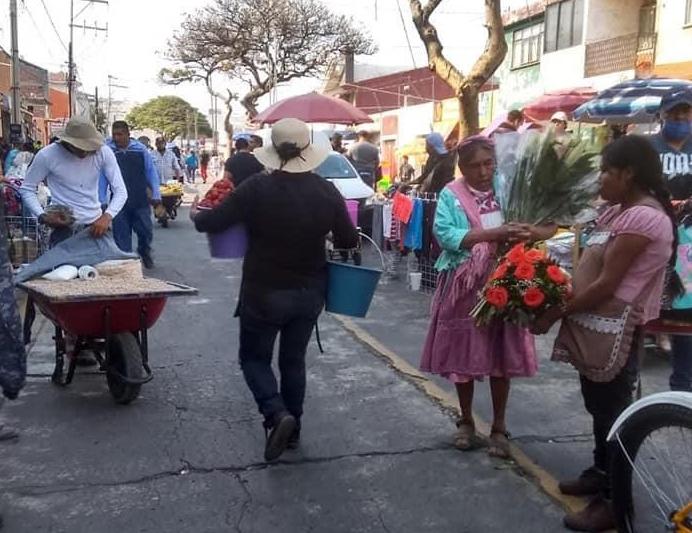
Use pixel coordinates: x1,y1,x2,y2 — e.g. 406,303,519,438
332,314,587,515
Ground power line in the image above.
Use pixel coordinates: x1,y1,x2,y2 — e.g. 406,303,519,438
395,0,417,69
19,0,64,66
38,0,68,52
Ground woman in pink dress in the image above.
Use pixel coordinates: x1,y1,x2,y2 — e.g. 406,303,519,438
532,135,681,532
420,136,556,458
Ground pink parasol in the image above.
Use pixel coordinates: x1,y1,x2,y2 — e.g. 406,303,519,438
522,87,597,122
253,92,373,126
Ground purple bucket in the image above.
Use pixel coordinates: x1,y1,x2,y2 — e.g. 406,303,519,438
345,200,359,228
207,225,247,259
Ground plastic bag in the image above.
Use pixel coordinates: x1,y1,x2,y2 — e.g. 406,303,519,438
14,229,137,283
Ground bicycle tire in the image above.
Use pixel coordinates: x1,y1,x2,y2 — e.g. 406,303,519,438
611,403,692,532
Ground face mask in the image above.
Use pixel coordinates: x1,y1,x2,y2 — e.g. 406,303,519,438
662,119,692,141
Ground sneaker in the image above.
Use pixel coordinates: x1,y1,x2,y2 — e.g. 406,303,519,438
563,496,616,532
140,253,155,270
264,412,296,461
558,466,607,496
286,427,301,450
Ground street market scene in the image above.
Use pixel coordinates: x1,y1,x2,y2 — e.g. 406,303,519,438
0,0,691,531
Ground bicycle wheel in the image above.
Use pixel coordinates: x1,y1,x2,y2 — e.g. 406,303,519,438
611,403,692,532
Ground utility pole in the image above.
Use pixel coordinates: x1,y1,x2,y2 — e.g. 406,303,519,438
9,0,22,131
106,75,127,132
68,0,108,117
194,110,199,146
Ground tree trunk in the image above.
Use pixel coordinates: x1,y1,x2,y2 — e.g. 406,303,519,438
223,91,235,159
409,0,507,141
458,87,480,139
240,94,259,120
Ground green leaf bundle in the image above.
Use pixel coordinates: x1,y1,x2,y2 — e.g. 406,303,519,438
494,130,601,226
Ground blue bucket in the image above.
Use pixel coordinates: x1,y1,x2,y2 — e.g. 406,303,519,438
326,261,382,318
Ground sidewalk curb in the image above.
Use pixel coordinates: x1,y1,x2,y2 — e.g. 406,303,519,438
332,313,586,515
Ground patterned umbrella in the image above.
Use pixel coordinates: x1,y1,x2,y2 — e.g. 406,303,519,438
573,78,692,123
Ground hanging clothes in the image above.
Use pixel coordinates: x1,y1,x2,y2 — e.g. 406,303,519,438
404,198,424,251
392,192,414,224
382,203,393,239
370,204,385,250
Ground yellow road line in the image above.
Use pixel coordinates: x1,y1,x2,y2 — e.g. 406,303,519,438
332,314,586,515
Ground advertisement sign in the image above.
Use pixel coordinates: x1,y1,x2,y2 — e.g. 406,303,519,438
9,123,22,143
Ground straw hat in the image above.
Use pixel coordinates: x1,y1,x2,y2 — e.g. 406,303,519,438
56,117,104,152
254,118,331,173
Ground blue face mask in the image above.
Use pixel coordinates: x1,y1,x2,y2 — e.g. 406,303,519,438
662,119,692,141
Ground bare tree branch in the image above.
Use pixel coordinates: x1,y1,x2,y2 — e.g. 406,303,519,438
409,0,507,136
163,0,376,119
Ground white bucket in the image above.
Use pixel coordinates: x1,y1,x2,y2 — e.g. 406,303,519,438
409,272,422,291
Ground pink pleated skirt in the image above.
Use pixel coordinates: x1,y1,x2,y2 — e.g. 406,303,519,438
420,266,537,383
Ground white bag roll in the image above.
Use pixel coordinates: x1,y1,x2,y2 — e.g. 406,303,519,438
78,265,99,280
42,265,79,281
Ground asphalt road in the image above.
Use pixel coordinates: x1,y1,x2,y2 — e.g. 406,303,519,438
0,200,570,532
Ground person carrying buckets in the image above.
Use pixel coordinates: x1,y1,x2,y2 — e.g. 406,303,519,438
191,118,358,462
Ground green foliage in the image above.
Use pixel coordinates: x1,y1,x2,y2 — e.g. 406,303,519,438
495,129,601,226
125,96,213,140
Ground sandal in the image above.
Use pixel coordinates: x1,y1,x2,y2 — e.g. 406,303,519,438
487,428,511,459
454,420,482,451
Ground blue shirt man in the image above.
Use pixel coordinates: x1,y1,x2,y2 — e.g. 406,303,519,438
101,121,161,268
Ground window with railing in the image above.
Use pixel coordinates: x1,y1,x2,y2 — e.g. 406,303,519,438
512,22,544,68
544,0,584,53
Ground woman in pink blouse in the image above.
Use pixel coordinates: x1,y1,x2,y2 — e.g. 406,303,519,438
532,135,682,532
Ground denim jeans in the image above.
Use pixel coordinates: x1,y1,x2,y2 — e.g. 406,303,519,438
238,287,324,425
670,335,692,392
112,207,153,257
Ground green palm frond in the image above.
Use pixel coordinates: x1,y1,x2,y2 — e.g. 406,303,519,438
495,130,601,226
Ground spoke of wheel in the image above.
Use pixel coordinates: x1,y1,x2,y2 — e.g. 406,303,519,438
617,432,671,523
646,428,687,509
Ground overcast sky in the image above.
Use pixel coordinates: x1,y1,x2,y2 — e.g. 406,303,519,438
1,0,525,128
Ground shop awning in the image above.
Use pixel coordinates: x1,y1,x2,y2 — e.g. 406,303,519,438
654,62,692,81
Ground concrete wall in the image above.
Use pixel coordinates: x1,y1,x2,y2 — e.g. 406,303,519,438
655,0,692,66
540,45,587,89
585,0,641,43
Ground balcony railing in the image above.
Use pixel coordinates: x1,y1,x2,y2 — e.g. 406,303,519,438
585,33,638,78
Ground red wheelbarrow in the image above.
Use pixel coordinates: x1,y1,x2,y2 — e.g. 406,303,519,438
19,280,197,404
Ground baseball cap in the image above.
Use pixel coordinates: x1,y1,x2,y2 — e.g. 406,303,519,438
550,111,569,123
660,86,692,113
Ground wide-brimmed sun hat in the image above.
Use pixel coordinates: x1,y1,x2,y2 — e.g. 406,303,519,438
254,118,331,173
56,117,104,152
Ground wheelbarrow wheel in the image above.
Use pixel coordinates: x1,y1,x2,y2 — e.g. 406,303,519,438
106,332,143,405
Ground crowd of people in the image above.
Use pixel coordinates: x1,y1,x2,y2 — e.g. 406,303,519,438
0,84,689,531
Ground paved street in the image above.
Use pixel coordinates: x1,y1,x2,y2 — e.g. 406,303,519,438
0,194,572,532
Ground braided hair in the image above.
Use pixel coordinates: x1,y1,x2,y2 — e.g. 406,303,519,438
274,141,307,169
602,135,684,297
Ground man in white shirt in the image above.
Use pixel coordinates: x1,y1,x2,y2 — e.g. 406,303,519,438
20,117,127,241
151,137,182,184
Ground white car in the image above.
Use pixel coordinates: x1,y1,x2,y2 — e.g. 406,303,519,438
314,152,375,200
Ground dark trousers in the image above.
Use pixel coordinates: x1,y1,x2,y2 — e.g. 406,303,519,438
580,332,640,474
112,206,153,257
238,288,324,425
670,334,692,392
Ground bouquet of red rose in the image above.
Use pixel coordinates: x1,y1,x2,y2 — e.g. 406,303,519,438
470,243,571,327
